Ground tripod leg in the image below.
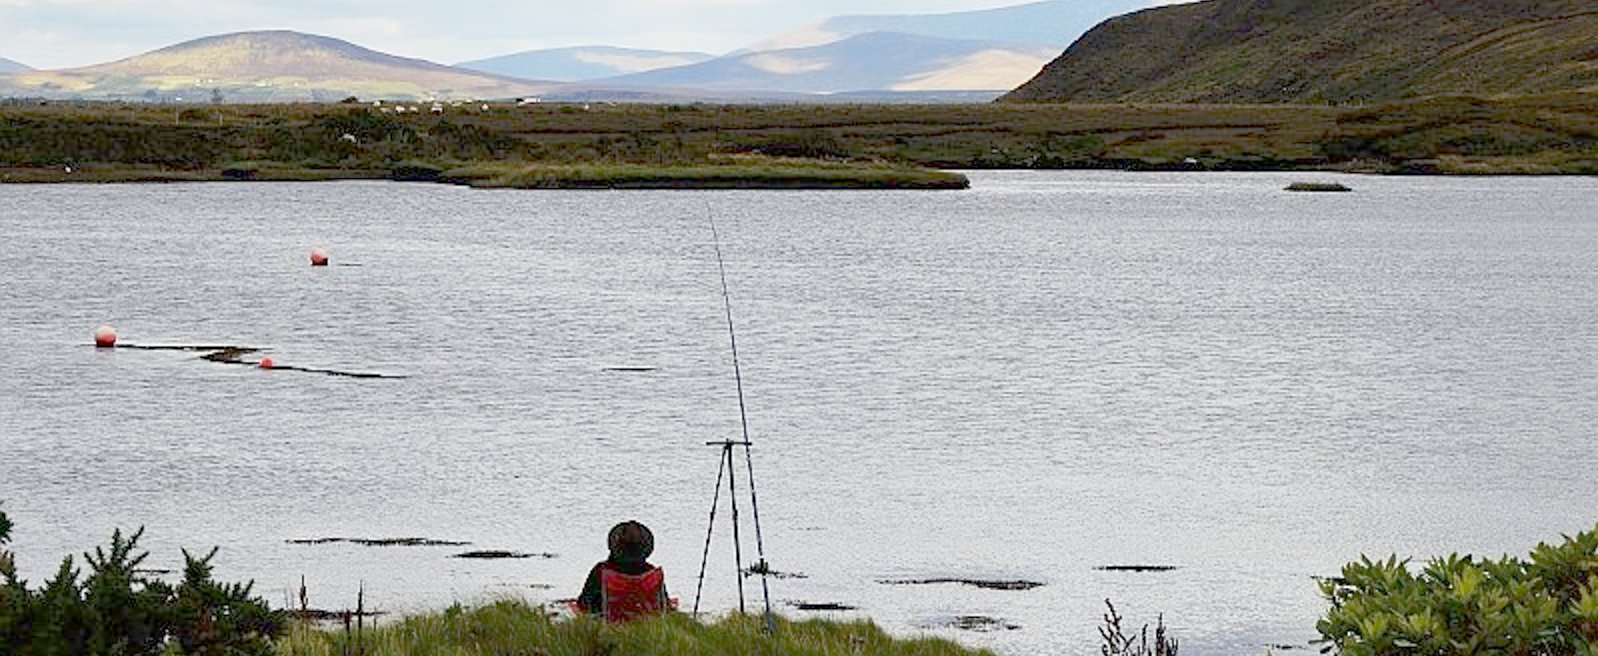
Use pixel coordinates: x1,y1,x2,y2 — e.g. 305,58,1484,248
726,443,747,614
692,446,729,616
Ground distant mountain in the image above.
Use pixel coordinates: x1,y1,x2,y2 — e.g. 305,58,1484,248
1,30,553,101
464,0,1158,100
596,32,1058,94
0,57,29,74
456,46,714,82
1003,0,1598,103
745,0,1158,51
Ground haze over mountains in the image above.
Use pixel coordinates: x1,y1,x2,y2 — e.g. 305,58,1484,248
1004,0,1598,103
0,57,29,74
594,33,1058,95
466,0,1154,96
0,0,1159,102
455,47,715,83
745,0,1151,52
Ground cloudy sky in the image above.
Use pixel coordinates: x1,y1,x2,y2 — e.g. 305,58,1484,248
1,0,1192,70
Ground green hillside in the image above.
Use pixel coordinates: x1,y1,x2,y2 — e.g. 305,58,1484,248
1002,0,1598,103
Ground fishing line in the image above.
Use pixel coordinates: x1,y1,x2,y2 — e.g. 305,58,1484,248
692,205,777,634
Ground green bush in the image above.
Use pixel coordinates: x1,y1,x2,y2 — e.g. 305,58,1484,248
0,507,284,656
1317,524,1598,656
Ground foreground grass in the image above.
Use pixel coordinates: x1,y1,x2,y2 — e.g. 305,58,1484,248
276,600,992,656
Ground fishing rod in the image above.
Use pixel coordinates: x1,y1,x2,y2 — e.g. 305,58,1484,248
692,209,776,635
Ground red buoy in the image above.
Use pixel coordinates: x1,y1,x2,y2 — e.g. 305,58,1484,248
310,248,330,267
259,356,275,369
94,325,118,348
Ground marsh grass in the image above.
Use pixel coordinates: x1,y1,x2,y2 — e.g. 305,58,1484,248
275,600,993,656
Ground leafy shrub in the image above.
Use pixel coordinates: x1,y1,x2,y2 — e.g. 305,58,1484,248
0,507,284,656
1317,524,1598,656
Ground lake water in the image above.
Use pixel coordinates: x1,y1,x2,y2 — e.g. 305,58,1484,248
2,172,1595,655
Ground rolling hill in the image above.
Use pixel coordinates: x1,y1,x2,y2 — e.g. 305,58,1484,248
0,31,553,101
594,32,1058,94
456,46,714,82
0,57,29,74
1002,0,1598,103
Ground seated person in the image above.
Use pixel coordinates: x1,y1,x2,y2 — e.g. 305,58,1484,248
575,521,670,621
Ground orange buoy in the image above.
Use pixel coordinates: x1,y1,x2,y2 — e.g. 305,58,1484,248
310,248,330,267
93,325,118,348
259,356,275,369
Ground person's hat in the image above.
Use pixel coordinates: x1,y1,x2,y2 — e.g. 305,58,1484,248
608,521,654,561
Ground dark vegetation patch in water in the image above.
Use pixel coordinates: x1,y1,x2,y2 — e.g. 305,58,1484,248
114,343,406,379
1285,181,1352,192
287,537,472,547
1095,565,1179,572
602,366,659,372
116,343,253,352
452,550,557,560
744,562,808,579
786,601,858,611
878,578,1044,591
947,615,1020,632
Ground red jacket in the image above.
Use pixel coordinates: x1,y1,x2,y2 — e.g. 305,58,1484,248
577,561,669,621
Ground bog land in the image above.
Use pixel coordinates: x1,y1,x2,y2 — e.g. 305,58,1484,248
4,93,1598,187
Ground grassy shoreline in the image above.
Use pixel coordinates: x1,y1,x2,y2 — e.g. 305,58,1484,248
276,600,994,656
4,93,1598,185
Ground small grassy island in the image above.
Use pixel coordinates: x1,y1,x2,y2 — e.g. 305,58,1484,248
1285,181,1353,192
5,92,1598,188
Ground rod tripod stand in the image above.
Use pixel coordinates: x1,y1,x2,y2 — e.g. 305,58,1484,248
692,438,775,634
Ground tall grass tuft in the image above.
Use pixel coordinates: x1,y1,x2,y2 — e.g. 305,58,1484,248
275,599,995,656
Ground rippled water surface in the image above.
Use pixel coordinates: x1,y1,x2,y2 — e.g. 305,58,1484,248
3,172,1596,655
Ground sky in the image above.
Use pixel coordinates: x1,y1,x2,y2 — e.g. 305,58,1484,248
0,0,1194,70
